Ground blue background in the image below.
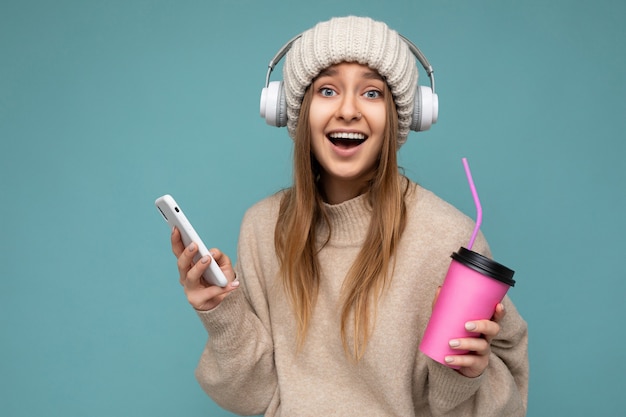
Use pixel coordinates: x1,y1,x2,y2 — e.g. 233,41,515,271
2,0,624,416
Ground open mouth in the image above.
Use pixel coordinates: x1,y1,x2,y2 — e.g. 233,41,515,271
327,132,367,148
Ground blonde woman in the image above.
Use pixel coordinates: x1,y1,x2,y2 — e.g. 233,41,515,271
171,16,528,417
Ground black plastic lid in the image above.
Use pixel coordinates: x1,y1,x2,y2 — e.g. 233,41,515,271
451,247,516,287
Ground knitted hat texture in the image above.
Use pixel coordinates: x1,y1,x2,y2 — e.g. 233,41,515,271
283,16,418,145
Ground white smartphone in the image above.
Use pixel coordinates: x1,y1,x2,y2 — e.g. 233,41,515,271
155,194,228,287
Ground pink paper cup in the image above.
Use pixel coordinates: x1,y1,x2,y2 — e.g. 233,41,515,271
419,247,515,368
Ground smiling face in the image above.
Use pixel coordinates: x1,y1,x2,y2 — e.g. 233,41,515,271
308,62,388,204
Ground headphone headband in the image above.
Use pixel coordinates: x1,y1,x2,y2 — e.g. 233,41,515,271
264,34,437,95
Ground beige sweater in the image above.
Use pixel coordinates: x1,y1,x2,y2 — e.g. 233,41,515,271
195,181,528,416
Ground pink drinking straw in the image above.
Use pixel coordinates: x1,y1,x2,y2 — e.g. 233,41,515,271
462,158,482,250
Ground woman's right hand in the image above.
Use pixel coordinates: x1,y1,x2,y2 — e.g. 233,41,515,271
171,227,239,311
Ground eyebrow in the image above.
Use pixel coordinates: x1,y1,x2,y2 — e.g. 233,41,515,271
316,66,384,81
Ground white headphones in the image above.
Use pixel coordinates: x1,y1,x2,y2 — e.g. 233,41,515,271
260,33,439,132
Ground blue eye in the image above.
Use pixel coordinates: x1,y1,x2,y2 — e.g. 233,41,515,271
320,88,336,97
364,90,381,99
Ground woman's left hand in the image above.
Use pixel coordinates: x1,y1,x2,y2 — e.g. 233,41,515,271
444,303,506,378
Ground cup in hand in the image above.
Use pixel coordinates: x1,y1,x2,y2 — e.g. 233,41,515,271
419,247,515,368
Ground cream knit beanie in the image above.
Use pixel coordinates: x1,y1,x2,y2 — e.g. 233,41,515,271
283,16,418,145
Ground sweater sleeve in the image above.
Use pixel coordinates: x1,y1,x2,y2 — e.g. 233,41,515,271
193,200,280,415
424,235,529,416
194,290,277,415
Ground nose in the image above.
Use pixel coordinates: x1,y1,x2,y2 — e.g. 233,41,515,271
336,93,361,121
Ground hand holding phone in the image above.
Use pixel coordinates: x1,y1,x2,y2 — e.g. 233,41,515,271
155,194,228,287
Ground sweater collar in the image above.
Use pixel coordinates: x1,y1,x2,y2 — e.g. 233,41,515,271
318,193,372,246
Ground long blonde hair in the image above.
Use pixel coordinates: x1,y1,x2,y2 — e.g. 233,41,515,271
274,82,410,360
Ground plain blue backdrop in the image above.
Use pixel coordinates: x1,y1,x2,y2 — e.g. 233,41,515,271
2,0,624,416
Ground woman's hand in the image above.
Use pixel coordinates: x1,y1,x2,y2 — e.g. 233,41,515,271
445,303,506,378
431,286,506,378
171,227,239,311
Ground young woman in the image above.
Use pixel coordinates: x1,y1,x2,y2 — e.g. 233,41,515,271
171,16,528,416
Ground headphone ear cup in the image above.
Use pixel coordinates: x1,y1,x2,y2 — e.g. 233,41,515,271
260,81,287,127
410,85,439,132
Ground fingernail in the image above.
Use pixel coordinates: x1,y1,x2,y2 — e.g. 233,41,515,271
444,356,454,364
187,243,195,252
200,256,210,264
231,281,240,288
465,322,477,331
449,339,461,348
171,226,175,235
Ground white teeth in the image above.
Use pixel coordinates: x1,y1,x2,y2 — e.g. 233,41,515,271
328,132,366,140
